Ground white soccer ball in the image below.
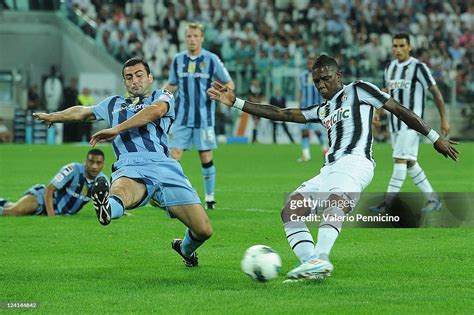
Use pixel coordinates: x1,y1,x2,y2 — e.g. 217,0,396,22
241,245,282,282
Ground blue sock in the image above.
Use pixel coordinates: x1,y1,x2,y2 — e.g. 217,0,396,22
301,136,309,150
202,161,216,201
109,195,125,219
181,228,204,257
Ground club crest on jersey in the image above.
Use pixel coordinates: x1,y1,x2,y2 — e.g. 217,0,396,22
200,62,206,69
341,93,348,102
323,107,351,129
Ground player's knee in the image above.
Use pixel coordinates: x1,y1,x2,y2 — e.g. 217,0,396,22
170,149,182,160
407,160,416,168
281,194,311,222
193,223,213,241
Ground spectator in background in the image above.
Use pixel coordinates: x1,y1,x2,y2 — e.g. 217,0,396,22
269,87,295,144
27,84,42,110
77,87,95,142
60,78,79,142
43,65,63,112
0,118,12,143
248,79,264,143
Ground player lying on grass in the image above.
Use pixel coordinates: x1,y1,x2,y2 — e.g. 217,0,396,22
0,149,106,217
33,57,212,267
208,54,458,282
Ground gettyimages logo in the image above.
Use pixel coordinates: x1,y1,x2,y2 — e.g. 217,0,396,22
282,192,473,228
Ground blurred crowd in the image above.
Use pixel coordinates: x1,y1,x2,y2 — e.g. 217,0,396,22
68,0,473,103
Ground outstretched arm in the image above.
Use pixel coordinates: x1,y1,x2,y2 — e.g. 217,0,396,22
429,85,450,136
207,81,307,123
383,98,459,161
44,184,57,217
89,101,169,146
33,106,96,127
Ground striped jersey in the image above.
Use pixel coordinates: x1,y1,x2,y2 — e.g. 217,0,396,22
92,89,174,160
50,163,107,215
384,57,436,133
302,81,390,165
168,49,232,128
299,70,323,108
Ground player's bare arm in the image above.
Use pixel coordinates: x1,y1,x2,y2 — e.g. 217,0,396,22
44,183,57,217
208,81,307,123
33,106,96,127
429,85,450,135
89,101,169,146
383,98,459,161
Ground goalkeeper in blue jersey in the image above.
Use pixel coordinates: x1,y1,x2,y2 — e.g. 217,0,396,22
0,149,106,217
33,57,212,268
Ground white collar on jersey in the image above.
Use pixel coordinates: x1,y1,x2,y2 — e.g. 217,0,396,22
396,56,413,67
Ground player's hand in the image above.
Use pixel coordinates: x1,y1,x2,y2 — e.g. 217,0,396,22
372,113,381,128
433,138,459,161
89,127,119,147
32,112,53,128
207,81,235,107
440,118,450,136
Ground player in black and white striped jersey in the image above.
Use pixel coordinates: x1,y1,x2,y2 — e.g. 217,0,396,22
208,55,458,282
370,33,450,214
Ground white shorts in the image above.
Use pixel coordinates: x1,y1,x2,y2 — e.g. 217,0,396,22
391,129,420,160
293,155,374,210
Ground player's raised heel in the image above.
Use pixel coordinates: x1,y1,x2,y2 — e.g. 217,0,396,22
91,177,111,226
420,199,442,212
286,258,333,280
171,239,199,267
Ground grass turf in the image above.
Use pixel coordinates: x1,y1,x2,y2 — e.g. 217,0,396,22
0,143,473,313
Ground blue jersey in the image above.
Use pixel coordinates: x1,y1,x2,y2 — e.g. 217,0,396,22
51,163,107,215
92,89,175,159
168,49,232,128
299,70,323,109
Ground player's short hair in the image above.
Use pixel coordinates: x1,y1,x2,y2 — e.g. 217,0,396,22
393,32,411,45
122,57,151,78
312,54,340,72
87,149,104,159
185,22,204,35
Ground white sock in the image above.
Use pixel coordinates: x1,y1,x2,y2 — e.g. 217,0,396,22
205,193,215,202
385,163,407,205
408,163,438,201
302,148,311,159
314,207,345,260
284,222,315,263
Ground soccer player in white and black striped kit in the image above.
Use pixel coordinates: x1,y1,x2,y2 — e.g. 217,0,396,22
370,33,450,213
208,55,458,281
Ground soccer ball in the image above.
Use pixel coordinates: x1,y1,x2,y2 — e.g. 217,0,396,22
241,245,282,282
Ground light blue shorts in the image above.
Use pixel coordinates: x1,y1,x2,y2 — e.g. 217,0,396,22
300,123,326,134
111,153,201,211
169,125,217,151
23,184,48,215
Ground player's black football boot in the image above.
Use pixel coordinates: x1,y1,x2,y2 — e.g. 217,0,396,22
171,239,198,267
91,177,111,226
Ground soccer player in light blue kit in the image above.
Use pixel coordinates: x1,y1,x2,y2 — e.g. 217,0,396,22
0,149,106,216
34,57,212,267
164,22,234,210
298,57,328,162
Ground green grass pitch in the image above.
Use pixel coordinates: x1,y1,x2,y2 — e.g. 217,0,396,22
0,143,473,313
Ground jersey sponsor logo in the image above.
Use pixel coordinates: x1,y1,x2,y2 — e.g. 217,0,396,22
178,72,211,79
388,79,411,90
322,107,351,129
112,102,148,114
